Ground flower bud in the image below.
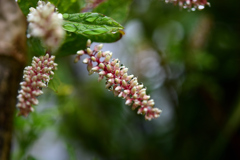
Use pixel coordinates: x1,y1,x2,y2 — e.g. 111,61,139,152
143,95,150,100
104,55,110,62
125,99,132,106
127,75,134,81
91,66,99,72
115,78,120,84
99,63,105,69
118,92,123,98
107,73,113,78
115,70,120,76
115,86,122,91
91,56,96,62
83,58,89,64
87,62,93,72
123,90,130,95
97,44,103,51
97,51,102,59
77,50,84,56
122,80,127,87
44,60,48,65
87,39,91,47
122,68,128,73
131,87,137,94
99,71,106,76
123,73,128,79
106,64,111,71
87,48,92,55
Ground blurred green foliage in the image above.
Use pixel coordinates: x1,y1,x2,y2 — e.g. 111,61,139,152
93,0,133,24
14,0,240,160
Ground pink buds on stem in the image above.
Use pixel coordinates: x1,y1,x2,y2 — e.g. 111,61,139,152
16,54,57,116
75,40,162,120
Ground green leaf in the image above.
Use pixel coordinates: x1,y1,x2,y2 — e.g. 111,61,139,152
26,37,46,64
49,0,81,13
27,37,46,56
85,30,125,43
18,0,39,16
93,0,133,24
48,73,61,93
56,33,88,57
18,0,81,16
62,12,124,43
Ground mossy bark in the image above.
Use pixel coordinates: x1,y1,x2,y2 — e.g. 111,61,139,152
0,0,26,159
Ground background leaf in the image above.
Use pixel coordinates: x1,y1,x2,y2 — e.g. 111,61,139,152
18,0,39,16
26,37,46,64
93,0,133,24
56,32,88,56
48,73,62,93
49,0,81,13
18,0,81,16
85,30,125,42
62,12,124,43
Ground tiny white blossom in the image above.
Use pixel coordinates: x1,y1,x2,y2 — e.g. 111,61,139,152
27,1,65,51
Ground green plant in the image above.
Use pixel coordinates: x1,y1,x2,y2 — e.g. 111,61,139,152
12,0,213,159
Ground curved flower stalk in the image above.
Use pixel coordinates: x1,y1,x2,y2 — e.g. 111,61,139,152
16,54,57,116
27,1,65,51
75,40,162,120
164,0,210,10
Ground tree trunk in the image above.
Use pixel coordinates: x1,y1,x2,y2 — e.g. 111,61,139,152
0,0,27,159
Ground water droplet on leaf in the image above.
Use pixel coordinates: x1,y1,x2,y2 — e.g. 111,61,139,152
83,28,108,35
62,13,69,19
63,23,77,32
79,13,85,18
85,17,98,22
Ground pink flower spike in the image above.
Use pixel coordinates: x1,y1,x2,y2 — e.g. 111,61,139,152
16,54,57,116
75,40,162,120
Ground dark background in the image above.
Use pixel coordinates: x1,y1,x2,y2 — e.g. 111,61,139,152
13,0,240,159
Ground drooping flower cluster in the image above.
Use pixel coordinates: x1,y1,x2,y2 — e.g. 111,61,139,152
27,1,65,51
164,0,210,10
16,54,57,116
75,40,162,120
